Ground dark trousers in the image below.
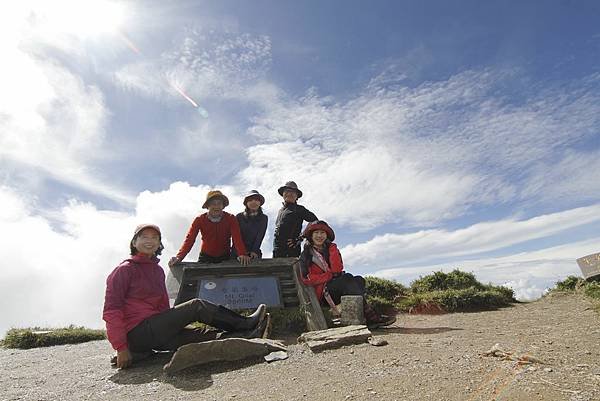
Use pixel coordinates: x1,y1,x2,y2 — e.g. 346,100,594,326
272,243,301,258
325,273,366,304
198,253,230,263
127,299,220,352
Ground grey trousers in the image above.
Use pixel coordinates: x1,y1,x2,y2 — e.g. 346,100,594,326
127,298,220,352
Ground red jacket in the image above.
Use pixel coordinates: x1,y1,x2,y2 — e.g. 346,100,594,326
176,212,247,260
301,243,344,300
102,254,169,351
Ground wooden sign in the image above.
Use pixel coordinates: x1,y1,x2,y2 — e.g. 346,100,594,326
576,252,600,280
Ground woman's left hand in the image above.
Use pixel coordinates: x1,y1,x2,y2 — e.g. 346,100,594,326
237,255,251,266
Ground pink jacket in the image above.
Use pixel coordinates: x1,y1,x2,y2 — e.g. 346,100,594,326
102,254,169,351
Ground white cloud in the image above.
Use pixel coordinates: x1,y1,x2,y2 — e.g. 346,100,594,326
0,3,135,204
341,203,600,268
113,30,272,104
237,69,600,229
370,237,599,301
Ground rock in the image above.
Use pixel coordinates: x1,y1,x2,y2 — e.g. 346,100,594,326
264,351,288,362
163,338,287,374
298,325,372,352
368,336,388,347
340,295,365,325
543,368,553,372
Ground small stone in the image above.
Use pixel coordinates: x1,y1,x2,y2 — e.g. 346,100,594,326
543,368,553,372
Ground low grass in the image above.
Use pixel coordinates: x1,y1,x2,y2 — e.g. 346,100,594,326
2,326,106,349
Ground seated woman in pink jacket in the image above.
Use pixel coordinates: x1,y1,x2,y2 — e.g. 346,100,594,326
103,224,269,369
298,220,395,328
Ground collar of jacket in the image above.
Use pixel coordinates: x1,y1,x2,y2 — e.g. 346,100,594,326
129,253,159,264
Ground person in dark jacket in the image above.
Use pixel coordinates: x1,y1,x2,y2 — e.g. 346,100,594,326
273,181,317,257
233,190,268,259
298,220,396,329
103,224,270,369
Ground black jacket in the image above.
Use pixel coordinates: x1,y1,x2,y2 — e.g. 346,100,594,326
233,211,268,257
273,203,317,257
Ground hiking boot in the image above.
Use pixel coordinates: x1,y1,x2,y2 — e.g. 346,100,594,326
219,313,271,340
211,304,267,332
364,303,396,329
366,314,396,329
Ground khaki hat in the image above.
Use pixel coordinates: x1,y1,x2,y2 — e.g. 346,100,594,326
202,190,230,209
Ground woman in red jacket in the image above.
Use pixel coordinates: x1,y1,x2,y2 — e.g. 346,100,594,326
299,221,395,328
103,224,269,369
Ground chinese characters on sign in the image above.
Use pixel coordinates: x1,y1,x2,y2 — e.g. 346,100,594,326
576,252,600,279
198,276,282,310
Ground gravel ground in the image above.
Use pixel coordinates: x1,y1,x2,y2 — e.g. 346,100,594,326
1,293,599,401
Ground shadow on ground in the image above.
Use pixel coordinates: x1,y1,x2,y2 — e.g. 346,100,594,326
108,353,265,391
373,326,463,335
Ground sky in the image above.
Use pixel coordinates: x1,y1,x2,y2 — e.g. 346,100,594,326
1,0,599,336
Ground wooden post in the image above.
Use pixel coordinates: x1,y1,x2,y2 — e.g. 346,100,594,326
340,295,365,326
292,261,328,331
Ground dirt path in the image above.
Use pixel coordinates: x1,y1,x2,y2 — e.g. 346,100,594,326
2,293,599,401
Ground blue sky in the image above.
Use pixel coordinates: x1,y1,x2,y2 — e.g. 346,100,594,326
1,0,599,335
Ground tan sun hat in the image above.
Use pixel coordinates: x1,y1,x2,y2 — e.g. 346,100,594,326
202,190,230,209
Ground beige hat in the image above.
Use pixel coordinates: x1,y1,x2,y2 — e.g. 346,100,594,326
202,190,230,209
133,224,161,238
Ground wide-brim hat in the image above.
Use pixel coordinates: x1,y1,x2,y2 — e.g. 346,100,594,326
278,180,303,198
243,190,265,206
303,220,335,241
202,190,230,209
133,224,161,238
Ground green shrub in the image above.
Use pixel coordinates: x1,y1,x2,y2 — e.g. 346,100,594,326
365,276,408,299
583,282,600,300
3,326,106,349
396,288,514,313
366,295,396,314
410,270,485,293
554,275,583,292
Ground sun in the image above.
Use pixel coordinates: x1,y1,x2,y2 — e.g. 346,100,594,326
29,0,126,38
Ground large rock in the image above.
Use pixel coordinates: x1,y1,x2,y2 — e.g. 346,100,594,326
298,325,372,352
163,338,287,374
